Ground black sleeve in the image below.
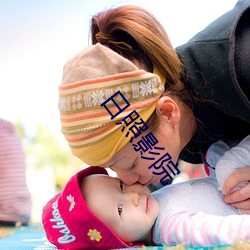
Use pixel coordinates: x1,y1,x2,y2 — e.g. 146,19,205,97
176,0,250,164
176,0,250,123
235,7,250,100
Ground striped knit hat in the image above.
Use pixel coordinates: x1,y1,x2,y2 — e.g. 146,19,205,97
59,43,165,165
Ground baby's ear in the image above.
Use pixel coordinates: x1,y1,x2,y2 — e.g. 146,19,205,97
156,96,180,126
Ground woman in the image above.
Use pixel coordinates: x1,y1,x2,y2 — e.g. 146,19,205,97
59,1,250,211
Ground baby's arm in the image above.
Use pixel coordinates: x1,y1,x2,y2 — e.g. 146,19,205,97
215,135,250,193
160,210,250,247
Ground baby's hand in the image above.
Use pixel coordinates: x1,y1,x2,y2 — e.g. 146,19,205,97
223,166,250,214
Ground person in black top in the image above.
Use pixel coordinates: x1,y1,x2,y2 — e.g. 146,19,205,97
58,1,250,212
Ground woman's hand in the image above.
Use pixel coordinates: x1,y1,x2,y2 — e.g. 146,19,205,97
223,166,250,214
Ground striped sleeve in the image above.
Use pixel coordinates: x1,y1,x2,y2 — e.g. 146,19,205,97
160,210,250,246
0,119,31,224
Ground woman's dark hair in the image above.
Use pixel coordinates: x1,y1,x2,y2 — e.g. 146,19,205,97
90,5,195,131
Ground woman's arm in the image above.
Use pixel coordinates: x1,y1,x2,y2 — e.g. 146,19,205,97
223,166,250,213
215,136,250,192
206,135,250,212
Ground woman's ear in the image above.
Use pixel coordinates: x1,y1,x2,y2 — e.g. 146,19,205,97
156,96,180,126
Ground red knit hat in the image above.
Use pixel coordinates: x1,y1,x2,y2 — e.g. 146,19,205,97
42,166,142,249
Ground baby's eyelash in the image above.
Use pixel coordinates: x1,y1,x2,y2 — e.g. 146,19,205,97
120,180,124,191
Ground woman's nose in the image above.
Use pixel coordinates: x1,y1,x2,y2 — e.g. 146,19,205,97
113,168,139,185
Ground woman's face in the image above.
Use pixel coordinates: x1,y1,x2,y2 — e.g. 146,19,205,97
99,61,182,185
100,124,181,186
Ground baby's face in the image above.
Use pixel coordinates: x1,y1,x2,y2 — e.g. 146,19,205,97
84,174,160,244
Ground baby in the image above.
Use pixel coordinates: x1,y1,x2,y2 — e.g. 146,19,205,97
42,136,250,249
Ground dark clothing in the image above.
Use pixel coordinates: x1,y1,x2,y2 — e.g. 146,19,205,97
176,0,250,164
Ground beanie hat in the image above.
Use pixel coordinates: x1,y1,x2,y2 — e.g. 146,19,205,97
42,166,142,249
59,43,165,166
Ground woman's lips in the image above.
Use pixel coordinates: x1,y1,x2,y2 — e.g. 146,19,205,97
143,177,154,186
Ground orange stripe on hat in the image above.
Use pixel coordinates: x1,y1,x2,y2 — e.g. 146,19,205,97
64,123,116,142
60,96,159,124
59,70,147,91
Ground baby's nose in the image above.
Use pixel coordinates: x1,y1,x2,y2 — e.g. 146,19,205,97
126,191,140,206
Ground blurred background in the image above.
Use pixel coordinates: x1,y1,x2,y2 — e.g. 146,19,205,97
0,0,238,223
